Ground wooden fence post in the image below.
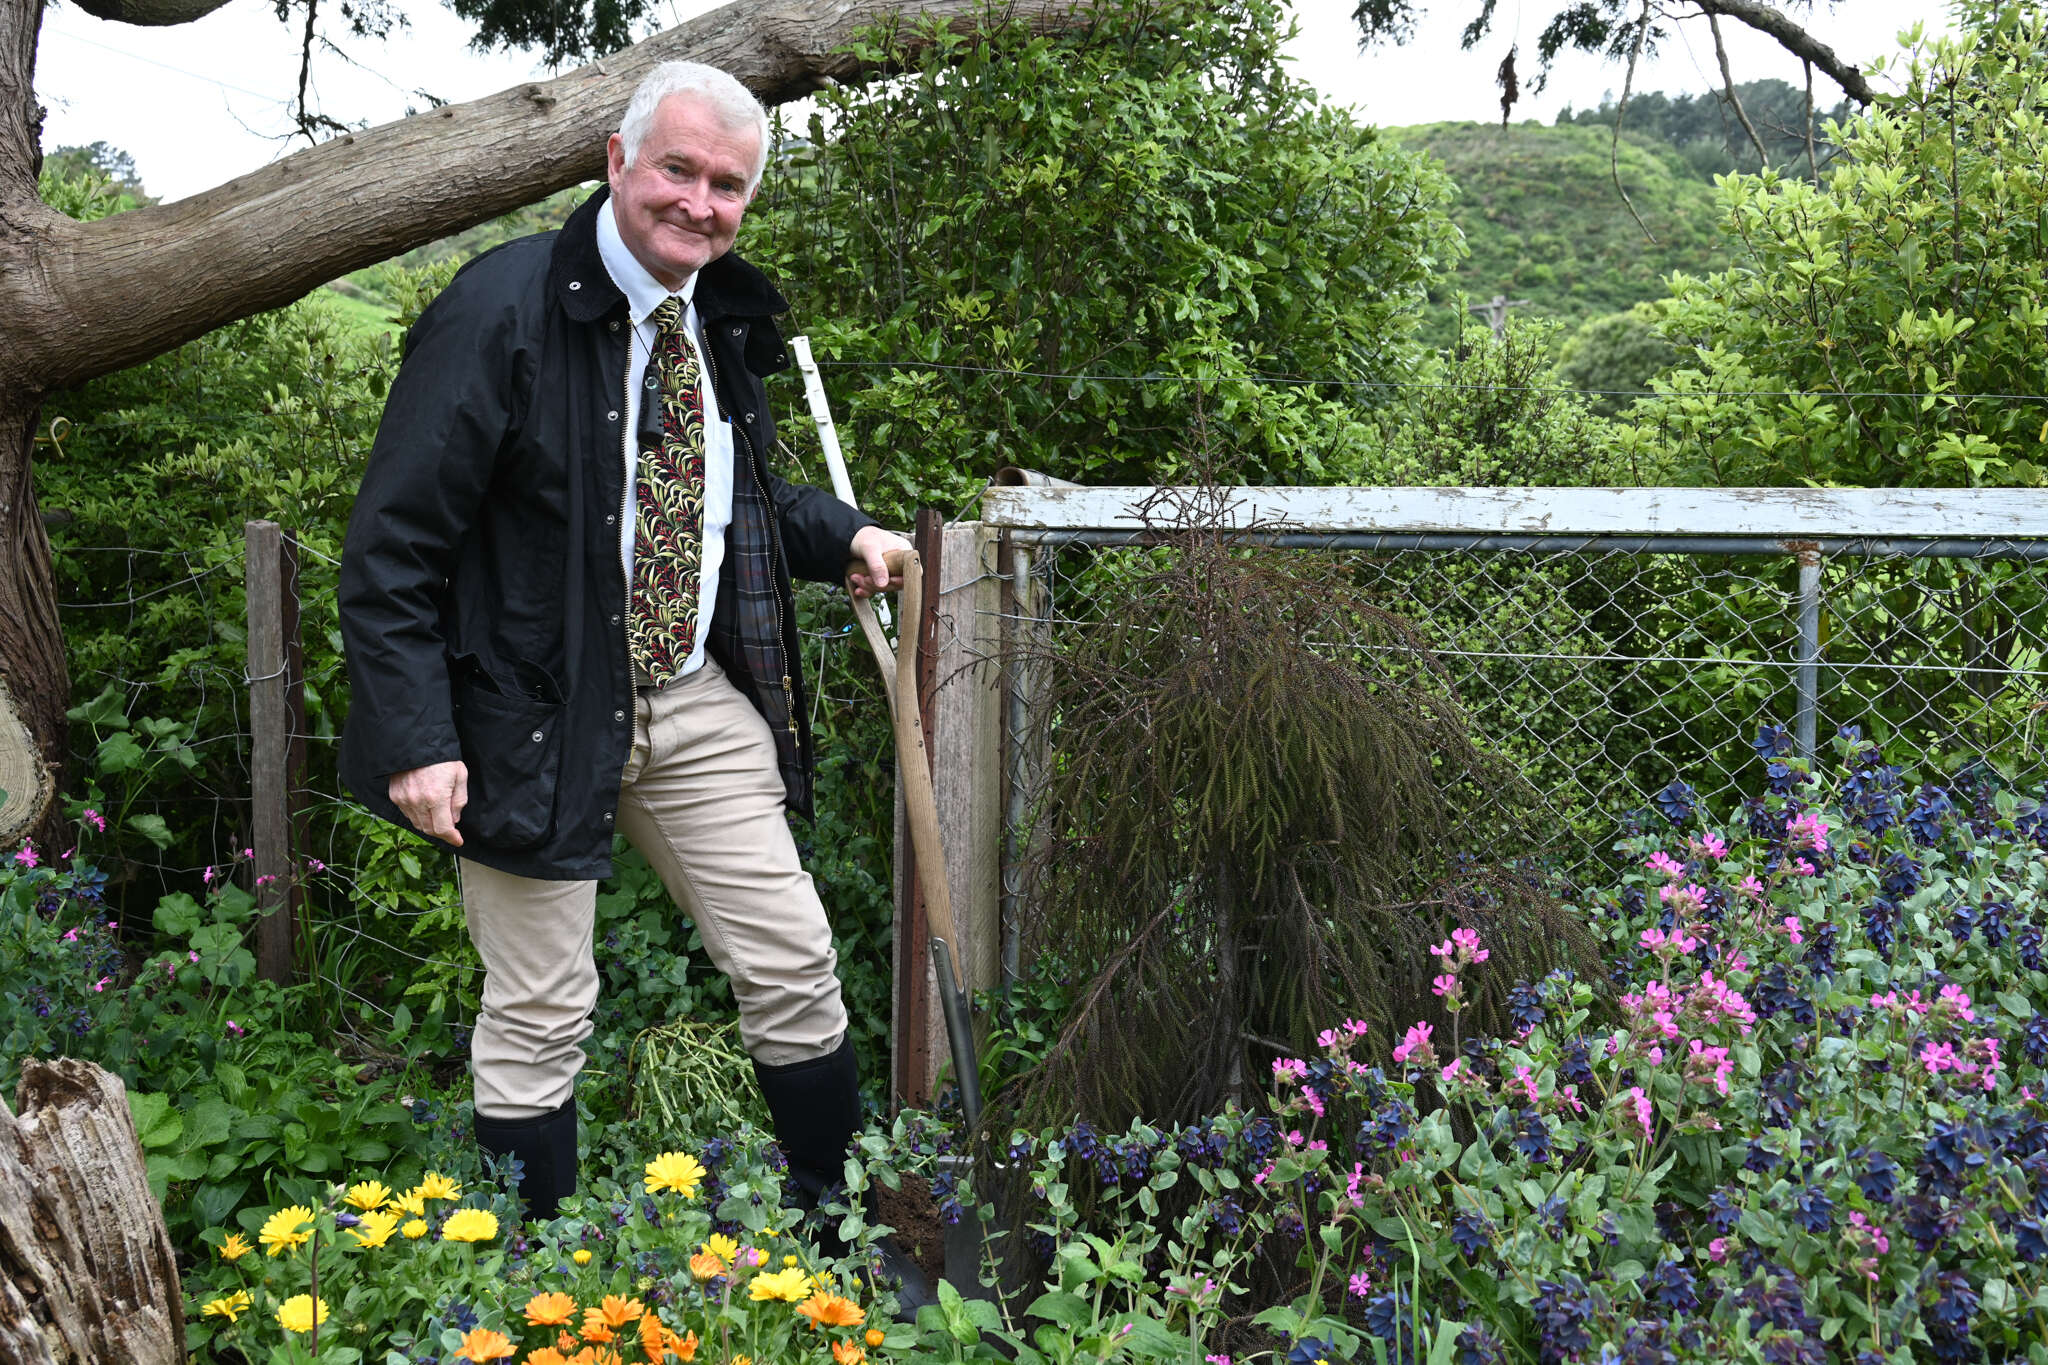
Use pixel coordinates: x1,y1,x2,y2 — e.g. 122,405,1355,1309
244,520,305,985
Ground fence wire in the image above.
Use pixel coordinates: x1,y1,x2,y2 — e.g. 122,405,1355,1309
1011,536,2048,884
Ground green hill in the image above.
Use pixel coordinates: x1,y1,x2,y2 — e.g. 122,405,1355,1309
1387,121,1733,348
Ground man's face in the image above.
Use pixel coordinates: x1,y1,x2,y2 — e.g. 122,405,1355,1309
606,94,760,290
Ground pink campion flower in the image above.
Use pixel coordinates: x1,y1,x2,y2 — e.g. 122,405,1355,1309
1920,1042,1962,1076
1973,1037,2003,1091
1346,1163,1365,1202
1514,1065,1541,1103
1645,850,1686,881
1725,952,1748,974
1849,1211,1890,1256
1428,936,1455,960
1391,1021,1435,1065
1627,1086,1654,1137
1647,1046,1664,1065
1440,1058,1466,1083
13,842,38,869
1687,1039,1734,1097
62,928,78,942
1284,1130,1306,1148
1206,1356,1232,1365
1450,927,1488,961
1659,883,1706,917
93,976,111,992
1431,973,1461,998
202,866,216,886
1696,831,1729,860
1650,1010,1681,1040
239,847,254,860
188,950,199,963
1349,1272,1373,1299
1707,1238,1728,1263
1739,874,1767,901
255,874,277,887
1343,1018,1370,1037
1781,916,1804,946
306,858,326,872
82,808,106,833
1786,810,1830,852
1558,1084,1586,1114
1792,857,1817,877
1301,1088,1326,1118
225,1020,245,1038
1317,1028,1341,1049
1272,1057,1308,1084
1938,985,1976,1022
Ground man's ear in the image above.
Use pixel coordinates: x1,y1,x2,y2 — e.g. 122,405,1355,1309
605,133,627,188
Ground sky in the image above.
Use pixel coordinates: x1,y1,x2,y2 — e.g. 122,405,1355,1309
33,0,1958,204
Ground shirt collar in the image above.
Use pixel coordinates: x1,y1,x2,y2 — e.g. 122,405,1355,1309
598,198,698,328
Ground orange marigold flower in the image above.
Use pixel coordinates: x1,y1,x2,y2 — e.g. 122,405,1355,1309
796,1292,866,1330
865,1328,885,1348
670,1328,699,1362
579,1313,616,1344
637,1311,665,1359
525,1291,578,1326
830,1342,866,1365
596,1294,646,1327
688,1251,726,1281
453,1327,517,1361
523,1350,569,1365
555,1329,579,1352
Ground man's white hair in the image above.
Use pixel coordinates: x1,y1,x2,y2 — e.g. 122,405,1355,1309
617,62,770,191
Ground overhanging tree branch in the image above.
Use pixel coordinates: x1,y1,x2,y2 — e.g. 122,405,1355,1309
1685,0,1876,105
1,0,1095,394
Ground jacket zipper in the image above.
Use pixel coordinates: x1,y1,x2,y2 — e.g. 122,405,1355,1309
702,330,801,748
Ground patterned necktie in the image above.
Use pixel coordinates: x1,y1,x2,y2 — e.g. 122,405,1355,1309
627,296,709,688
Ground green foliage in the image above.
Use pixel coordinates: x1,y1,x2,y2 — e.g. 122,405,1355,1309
1389,120,1729,351
1554,305,1680,417
1360,317,1639,484
1624,7,2048,488
748,0,1459,514
1556,80,1853,181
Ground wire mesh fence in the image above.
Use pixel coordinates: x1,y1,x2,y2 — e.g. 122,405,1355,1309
1006,531,2048,886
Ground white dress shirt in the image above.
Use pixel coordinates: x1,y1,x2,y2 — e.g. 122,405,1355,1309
597,199,734,682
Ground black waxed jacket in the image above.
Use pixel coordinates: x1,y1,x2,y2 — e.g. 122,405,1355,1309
338,187,874,880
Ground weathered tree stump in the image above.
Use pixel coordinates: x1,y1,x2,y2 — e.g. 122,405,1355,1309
0,1058,184,1365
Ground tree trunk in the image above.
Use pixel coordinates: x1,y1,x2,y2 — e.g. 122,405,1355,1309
0,1059,185,1365
0,391,59,850
0,0,1093,843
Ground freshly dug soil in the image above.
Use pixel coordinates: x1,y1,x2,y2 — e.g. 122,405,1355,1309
872,1172,947,1285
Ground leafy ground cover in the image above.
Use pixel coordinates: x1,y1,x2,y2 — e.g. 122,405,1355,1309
16,722,2048,1362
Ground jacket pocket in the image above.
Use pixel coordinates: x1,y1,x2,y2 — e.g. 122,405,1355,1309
451,664,564,852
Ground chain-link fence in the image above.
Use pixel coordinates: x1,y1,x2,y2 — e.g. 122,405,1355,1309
995,512,2048,886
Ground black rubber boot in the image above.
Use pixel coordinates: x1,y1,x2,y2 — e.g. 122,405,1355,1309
754,1037,937,1317
474,1094,578,1222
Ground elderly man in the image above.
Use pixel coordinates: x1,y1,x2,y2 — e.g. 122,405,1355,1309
338,61,913,1257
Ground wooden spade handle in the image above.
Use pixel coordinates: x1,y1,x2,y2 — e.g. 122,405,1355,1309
847,549,965,995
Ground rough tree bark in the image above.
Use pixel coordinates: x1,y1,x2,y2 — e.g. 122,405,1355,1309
0,1058,184,1365
0,0,1092,846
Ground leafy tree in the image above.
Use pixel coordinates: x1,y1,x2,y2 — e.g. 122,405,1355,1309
38,141,149,200
747,0,1460,510
1619,4,2048,488
1555,306,1680,416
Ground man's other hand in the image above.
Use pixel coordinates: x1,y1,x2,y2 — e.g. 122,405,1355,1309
848,525,914,598
389,760,469,846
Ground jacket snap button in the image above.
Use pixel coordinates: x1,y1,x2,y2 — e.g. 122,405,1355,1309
602,812,614,824
610,614,620,625
607,410,619,422
731,326,743,337
568,280,582,291
609,320,619,331
530,730,545,743
605,515,616,525
614,709,626,722
745,412,755,422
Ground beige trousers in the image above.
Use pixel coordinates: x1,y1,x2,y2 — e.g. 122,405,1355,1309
461,660,848,1119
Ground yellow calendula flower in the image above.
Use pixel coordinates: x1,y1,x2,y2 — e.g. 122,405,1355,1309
275,1294,330,1333
748,1267,811,1302
688,1250,726,1281
401,1218,429,1240
643,1150,706,1199
391,1189,427,1217
831,1342,866,1365
702,1233,739,1264
415,1171,462,1201
572,1247,594,1266
258,1205,315,1257
441,1208,500,1243
342,1179,392,1211
348,1209,400,1249
782,1253,798,1268
200,1290,251,1322
865,1328,885,1348
217,1233,252,1261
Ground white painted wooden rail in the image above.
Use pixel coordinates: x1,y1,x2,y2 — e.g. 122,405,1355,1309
980,486,2048,540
